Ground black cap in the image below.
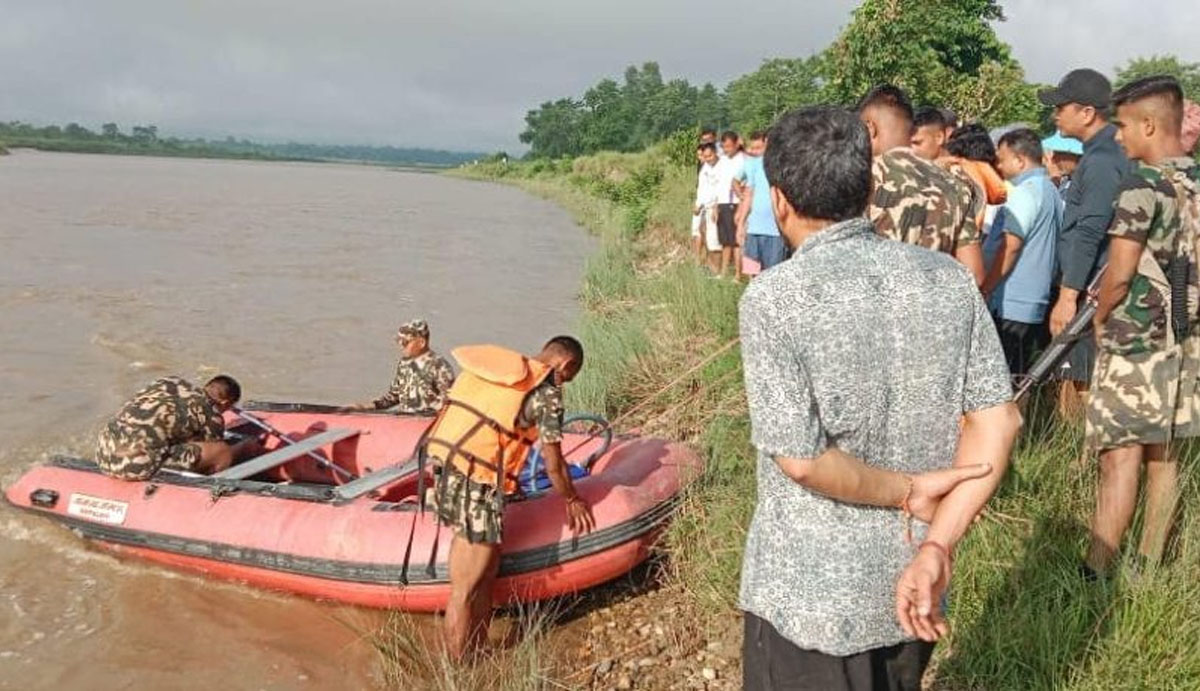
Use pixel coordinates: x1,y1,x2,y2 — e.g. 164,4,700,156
1039,69,1112,109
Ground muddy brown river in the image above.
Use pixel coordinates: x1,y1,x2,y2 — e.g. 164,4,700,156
0,150,593,689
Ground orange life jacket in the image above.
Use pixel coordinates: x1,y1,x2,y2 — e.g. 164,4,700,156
423,345,551,494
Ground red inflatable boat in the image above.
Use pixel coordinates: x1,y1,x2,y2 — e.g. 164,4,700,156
4,403,701,611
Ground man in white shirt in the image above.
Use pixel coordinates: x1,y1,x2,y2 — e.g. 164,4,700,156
693,142,722,269
714,131,746,278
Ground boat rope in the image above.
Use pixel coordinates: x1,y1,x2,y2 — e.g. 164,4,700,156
559,337,741,460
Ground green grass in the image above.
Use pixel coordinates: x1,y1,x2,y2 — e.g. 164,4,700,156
445,153,1200,690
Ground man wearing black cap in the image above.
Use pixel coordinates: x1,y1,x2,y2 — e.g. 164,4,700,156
1041,69,1131,413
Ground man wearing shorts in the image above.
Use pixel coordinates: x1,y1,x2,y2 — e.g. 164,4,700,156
423,337,594,659
1086,76,1200,577
714,131,746,278
693,142,722,267
737,131,788,273
96,375,254,480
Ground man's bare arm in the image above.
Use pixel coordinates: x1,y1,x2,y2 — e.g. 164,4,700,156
982,234,1024,298
776,448,993,521
1094,236,1141,326
954,242,986,288
923,402,1022,550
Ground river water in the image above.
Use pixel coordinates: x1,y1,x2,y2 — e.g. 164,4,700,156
0,150,593,689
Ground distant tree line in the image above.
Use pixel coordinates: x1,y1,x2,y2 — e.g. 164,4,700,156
519,0,1200,159
0,121,483,167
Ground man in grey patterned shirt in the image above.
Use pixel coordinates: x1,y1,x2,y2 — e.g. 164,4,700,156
739,106,1022,690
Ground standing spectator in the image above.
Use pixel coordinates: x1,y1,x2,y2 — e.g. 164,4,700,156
1085,76,1199,576
858,85,984,287
1041,131,1084,195
698,128,718,173
984,129,1062,375
714,131,746,278
1039,69,1131,411
693,142,722,269
939,108,959,141
740,105,1020,691
736,131,788,273
933,122,1006,251
909,107,949,161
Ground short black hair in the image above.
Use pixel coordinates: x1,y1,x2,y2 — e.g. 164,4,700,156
1113,75,1185,128
749,130,767,141
764,106,873,222
939,108,959,129
700,128,717,138
697,142,717,154
998,128,1044,164
544,335,584,367
946,123,997,165
856,84,914,123
206,375,241,403
721,130,740,143
913,106,946,130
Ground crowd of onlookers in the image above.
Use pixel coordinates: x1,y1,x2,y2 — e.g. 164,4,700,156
733,70,1200,691
693,71,1200,384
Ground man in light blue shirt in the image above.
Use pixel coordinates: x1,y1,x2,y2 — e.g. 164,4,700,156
736,131,789,272
983,128,1062,374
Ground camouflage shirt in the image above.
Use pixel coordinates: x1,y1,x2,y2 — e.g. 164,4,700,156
100,377,224,459
517,380,565,444
1101,158,1200,355
372,350,456,414
868,148,980,254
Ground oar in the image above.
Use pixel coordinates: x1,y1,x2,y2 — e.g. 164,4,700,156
232,406,358,481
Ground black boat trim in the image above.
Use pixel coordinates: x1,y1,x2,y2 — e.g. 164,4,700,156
242,400,430,417
12,478,679,586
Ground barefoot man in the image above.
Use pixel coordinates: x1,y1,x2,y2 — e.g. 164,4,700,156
423,336,594,658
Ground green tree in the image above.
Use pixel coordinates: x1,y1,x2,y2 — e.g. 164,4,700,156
1115,55,1200,99
825,0,1041,126
579,78,633,153
694,82,728,133
63,122,92,139
520,98,584,158
726,56,827,133
101,122,120,139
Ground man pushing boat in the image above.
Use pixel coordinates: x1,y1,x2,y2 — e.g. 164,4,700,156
421,336,595,659
96,375,259,480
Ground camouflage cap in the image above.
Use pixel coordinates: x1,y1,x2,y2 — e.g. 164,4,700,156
397,319,429,343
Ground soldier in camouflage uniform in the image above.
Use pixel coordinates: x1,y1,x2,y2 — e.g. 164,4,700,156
352,319,455,415
423,336,594,659
857,85,985,286
96,375,255,480
425,370,568,544
1085,76,1200,575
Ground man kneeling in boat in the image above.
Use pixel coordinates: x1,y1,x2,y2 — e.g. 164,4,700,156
423,336,595,658
96,375,258,480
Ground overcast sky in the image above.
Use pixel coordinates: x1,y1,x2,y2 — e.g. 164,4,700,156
1,0,1196,152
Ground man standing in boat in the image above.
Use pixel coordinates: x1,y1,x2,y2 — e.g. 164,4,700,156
96,375,258,480
422,336,594,659
350,318,456,415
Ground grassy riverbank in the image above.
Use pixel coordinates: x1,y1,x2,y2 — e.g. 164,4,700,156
427,150,1200,690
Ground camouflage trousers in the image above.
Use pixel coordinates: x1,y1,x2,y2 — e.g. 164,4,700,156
95,428,203,481
1086,336,1200,451
425,464,503,545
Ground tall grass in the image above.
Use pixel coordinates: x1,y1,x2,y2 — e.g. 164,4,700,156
448,152,1200,690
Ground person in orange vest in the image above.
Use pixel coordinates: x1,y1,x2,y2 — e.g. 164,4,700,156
423,335,594,659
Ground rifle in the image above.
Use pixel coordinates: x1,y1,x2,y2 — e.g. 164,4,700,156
1014,267,1106,402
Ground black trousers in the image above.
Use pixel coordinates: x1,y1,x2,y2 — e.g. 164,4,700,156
743,612,935,691
994,317,1049,376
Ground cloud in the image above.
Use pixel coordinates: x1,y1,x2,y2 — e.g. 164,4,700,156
0,0,1194,151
